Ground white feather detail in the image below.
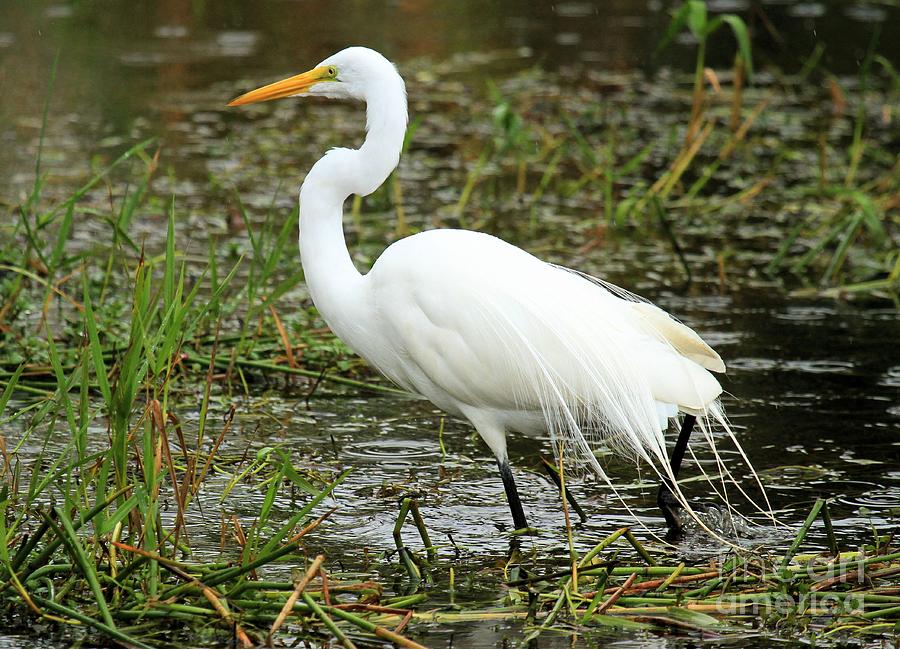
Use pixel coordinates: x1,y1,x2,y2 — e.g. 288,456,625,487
357,228,778,536
367,230,717,464
551,264,726,373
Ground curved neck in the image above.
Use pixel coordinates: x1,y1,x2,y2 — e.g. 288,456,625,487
298,77,407,350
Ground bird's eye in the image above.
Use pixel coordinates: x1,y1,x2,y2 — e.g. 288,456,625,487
327,66,337,78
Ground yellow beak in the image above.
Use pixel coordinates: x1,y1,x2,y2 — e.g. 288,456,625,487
227,66,332,107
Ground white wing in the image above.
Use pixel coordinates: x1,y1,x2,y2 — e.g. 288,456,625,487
552,264,725,373
359,229,723,469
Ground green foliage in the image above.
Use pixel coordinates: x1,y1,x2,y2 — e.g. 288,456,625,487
0,102,402,643
659,0,754,80
0,212,354,643
488,81,533,157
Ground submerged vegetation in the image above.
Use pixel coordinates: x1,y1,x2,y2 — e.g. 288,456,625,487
1,1,899,646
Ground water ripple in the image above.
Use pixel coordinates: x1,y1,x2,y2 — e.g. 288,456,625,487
727,358,854,374
788,3,826,18
774,305,835,321
844,4,888,22
344,438,439,463
880,366,900,388
835,487,900,511
783,359,855,374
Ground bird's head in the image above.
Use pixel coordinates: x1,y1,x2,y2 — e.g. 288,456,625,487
227,46,400,106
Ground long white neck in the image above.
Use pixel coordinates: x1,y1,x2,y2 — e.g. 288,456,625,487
298,73,407,352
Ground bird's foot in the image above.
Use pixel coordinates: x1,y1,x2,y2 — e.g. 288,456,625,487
657,486,723,536
658,487,685,531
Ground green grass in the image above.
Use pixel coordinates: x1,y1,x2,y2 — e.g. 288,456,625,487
0,116,417,645
0,205,410,642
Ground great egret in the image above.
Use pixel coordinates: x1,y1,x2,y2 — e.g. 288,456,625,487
228,47,763,532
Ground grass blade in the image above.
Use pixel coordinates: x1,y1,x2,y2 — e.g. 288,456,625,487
51,507,116,629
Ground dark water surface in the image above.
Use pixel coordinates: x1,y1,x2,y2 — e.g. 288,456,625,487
3,0,900,197
2,1,899,647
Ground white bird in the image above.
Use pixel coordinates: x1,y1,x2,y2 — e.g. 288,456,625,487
228,47,765,533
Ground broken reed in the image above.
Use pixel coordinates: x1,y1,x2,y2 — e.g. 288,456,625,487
499,501,900,642
3,473,899,648
386,495,898,642
4,529,430,649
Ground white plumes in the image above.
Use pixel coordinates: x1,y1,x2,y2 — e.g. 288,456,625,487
475,262,696,473
365,229,774,535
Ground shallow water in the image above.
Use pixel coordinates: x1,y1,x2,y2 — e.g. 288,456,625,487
238,291,900,557
2,1,899,647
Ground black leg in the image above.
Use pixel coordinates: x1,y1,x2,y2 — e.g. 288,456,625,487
657,414,696,530
498,458,529,530
539,457,587,523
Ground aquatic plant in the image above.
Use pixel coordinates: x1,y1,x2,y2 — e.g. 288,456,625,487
658,0,754,146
